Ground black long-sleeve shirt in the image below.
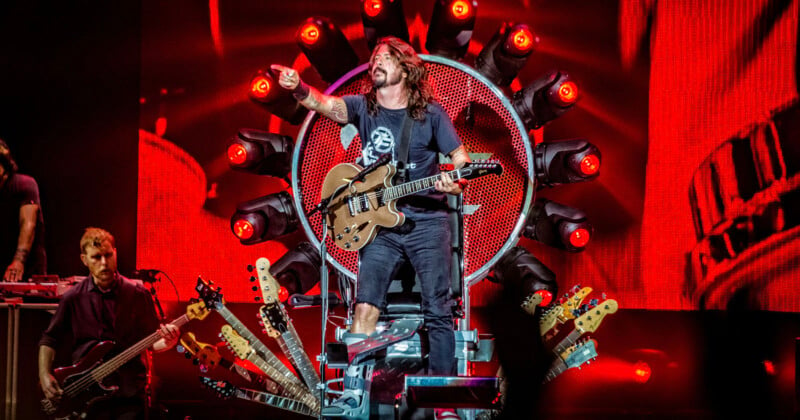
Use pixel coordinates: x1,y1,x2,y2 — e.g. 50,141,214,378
39,274,161,397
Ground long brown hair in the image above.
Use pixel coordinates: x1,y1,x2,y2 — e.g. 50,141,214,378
364,37,433,121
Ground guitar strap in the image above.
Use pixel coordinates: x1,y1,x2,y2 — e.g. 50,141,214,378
395,112,414,183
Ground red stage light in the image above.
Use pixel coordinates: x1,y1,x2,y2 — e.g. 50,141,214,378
510,27,535,53
250,76,271,98
569,228,591,248
227,144,248,165
278,286,289,303
451,0,471,19
233,219,255,240
364,0,382,17
299,23,320,45
580,154,600,175
534,289,553,306
557,81,578,104
633,361,651,383
763,360,776,376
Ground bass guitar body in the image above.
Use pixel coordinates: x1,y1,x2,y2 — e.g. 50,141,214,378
321,162,404,251
42,341,118,420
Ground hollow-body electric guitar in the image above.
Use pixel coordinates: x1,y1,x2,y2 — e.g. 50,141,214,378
321,160,503,251
41,302,211,420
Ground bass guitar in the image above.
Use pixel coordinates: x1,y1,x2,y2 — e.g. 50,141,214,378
41,301,211,419
321,160,503,251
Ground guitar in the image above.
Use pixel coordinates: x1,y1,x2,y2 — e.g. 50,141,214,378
195,277,307,392
543,339,598,383
254,257,321,391
550,299,618,356
220,325,321,414
41,301,211,420
199,376,315,418
180,332,281,395
520,292,543,316
539,305,564,337
321,160,503,251
557,286,592,322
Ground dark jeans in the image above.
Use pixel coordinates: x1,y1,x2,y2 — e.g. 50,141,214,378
357,217,455,375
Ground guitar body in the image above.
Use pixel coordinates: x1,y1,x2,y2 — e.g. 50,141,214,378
42,341,118,420
321,162,404,251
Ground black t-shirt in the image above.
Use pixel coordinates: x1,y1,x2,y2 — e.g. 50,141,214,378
0,173,46,277
39,275,162,397
343,95,462,219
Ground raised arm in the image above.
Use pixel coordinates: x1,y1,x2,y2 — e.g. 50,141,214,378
271,64,348,124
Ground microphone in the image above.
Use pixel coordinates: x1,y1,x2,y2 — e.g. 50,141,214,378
288,292,343,309
130,269,160,282
350,153,392,184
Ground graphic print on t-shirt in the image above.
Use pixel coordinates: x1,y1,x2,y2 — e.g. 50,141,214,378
362,126,396,165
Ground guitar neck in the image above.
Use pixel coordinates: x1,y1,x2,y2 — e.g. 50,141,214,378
552,329,582,356
543,358,569,383
276,329,321,391
235,387,316,417
384,168,462,201
214,304,299,384
91,313,191,383
245,352,320,411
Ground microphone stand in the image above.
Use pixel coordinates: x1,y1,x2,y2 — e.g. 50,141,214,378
309,182,349,417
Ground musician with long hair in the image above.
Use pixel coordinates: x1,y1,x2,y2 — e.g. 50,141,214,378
273,36,469,419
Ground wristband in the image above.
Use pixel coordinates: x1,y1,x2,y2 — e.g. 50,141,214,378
292,81,310,101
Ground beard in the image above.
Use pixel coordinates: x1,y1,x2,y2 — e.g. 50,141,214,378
372,69,403,89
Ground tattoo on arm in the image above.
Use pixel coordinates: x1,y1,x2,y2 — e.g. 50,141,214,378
300,91,348,124
450,146,471,168
329,98,348,124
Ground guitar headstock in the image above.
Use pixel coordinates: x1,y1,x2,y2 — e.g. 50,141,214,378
195,276,224,309
259,305,285,338
539,305,564,336
199,376,235,399
186,301,211,321
559,286,593,322
562,339,598,369
574,299,618,334
220,324,253,360
180,332,221,368
521,292,543,316
254,258,281,305
461,160,503,180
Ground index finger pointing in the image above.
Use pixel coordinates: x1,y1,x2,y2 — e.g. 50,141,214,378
270,64,289,73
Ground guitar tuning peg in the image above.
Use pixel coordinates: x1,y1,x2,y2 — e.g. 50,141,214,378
580,303,590,313
257,320,263,326
251,286,258,291
601,292,607,300
176,344,185,354
247,264,254,272
572,309,581,317
589,298,599,307
192,358,200,366
249,276,256,282
184,352,192,359
254,296,261,301
199,364,208,373
570,285,580,293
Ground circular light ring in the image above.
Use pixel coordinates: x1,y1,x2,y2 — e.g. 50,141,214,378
579,154,600,175
534,289,553,306
250,76,271,98
505,26,536,55
299,23,321,45
227,143,248,165
291,55,535,286
233,219,255,240
555,80,578,105
363,0,382,17
451,0,472,19
568,227,591,248
278,286,290,303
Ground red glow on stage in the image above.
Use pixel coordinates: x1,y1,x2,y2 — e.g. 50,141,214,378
250,76,271,98
763,360,776,376
557,81,578,104
534,289,553,306
233,219,255,240
227,144,247,165
633,361,651,383
569,228,591,248
451,0,471,19
278,286,289,303
580,154,600,175
510,27,535,53
364,0,382,17
299,23,320,45
155,117,167,137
